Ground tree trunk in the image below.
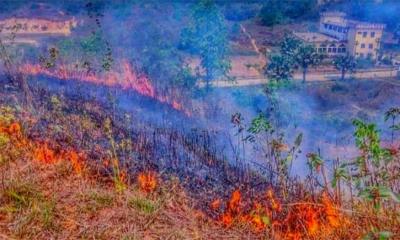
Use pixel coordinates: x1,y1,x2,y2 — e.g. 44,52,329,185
341,69,345,81
205,68,211,91
302,68,307,83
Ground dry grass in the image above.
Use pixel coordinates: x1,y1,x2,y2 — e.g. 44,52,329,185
0,149,257,240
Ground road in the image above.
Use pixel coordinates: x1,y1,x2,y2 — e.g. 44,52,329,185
198,67,399,88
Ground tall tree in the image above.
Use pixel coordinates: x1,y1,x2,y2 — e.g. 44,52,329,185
181,0,231,90
333,54,356,81
293,43,323,83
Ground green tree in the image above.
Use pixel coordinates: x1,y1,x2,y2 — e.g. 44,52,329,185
259,0,317,27
280,35,302,58
293,43,323,83
180,0,231,89
333,54,356,81
259,0,284,27
265,54,294,82
384,107,400,143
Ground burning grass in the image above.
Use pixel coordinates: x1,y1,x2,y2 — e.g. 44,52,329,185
0,84,399,239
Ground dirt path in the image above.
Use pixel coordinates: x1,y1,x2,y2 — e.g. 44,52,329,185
239,23,266,65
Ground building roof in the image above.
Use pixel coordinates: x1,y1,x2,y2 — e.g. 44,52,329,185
321,11,346,17
320,11,385,30
293,32,340,43
347,20,385,30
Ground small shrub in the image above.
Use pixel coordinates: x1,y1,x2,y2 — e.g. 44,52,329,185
128,197,157,215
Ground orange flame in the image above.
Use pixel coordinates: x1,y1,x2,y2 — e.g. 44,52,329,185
65,150,85,174
211,199,221,210
221,213,233,227
137,171,157,193
19,61,188,114
34,144,57,164
228,190,241,213
322,193,340,228
8,122,21,136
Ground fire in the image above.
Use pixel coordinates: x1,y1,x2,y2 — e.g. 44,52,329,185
212,188,344,238
137,171,157,193
211,199,221,210
304,205,319,235
19,61,187,113
33,143,86,174
221,213,233,227
322,193,340,228
34,144,57,164
8,122,21,136
266,188,281,211
228,190,241,213
64,150,85,174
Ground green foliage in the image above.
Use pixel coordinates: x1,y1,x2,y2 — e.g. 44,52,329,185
333,54,356,81
266,35,322,84
265,54,294,82
331,164,349,188
293,43,323,83
279,35,302,58
351,119,399,208
180,0,231,88
259,0,318,27
248,114,271,135
384,107,400,143
128,197,157,215
353,119,389,166
306,152,323,171
132,20,196,90
224,3,258,22
259,1,285,27
362,229,393,240
356,57,375,69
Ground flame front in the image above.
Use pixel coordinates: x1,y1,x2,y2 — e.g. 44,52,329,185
19,61,187,114
138,171,157,193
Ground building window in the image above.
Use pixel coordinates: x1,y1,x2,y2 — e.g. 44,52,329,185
363,32,367,37
320,44,327,53
358,32,362,35
329,25,333,30
338,44,346,53
333,25,338,31
367,53,373,58
368,44,373,49
332,48,337,53
371,32,375,37
324,24,328,29
361,43,366,48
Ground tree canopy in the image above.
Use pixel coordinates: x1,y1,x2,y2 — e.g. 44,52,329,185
180,0,231,89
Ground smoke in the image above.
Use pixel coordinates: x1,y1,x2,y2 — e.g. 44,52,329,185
2,0,400,181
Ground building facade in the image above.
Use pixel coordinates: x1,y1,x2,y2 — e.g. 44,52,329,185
0,17,77,36
295,12,385,60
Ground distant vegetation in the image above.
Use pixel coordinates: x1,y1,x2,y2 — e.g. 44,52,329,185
259,0,319,27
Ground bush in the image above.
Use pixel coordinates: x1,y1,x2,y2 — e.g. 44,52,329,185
356,58,375,69
224,3,258,22
259,0,318,27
